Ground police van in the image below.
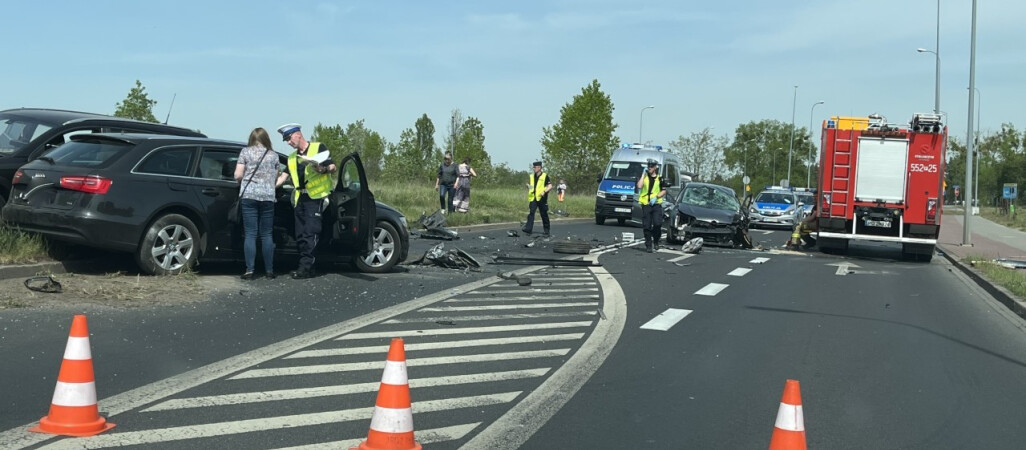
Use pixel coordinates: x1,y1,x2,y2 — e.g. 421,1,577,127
595,143,686,226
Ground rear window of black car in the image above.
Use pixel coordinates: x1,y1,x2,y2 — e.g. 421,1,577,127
43,140,133,168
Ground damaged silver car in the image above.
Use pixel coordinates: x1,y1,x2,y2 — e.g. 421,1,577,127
664,182,752,248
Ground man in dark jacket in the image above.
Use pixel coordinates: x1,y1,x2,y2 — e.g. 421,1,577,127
435,152,457,214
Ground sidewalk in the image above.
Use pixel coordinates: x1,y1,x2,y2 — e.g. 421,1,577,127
938,210,1026,319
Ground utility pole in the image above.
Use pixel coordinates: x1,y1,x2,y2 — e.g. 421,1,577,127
963,0,977,246
786,85,798,186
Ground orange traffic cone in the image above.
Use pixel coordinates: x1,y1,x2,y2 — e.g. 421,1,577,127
351,338,421,450
30,315,115,436
769,379,806,450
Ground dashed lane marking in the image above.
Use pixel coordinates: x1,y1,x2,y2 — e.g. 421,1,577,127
640,309,693,331
39,394,517,449
750,257,770,264
229,349,573,379
728,268,752,277
669,254,695,263
695,283,729,296
286,333,586,359
143,369,551,411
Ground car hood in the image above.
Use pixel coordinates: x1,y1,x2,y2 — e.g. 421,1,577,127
678,203,740,224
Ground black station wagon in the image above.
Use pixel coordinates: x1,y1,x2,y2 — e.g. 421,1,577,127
2,134,409,275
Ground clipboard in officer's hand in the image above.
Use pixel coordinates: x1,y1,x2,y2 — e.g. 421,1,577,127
298,152,329,166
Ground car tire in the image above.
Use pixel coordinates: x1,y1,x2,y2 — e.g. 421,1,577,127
355,220,401,273
136,213,200,275
553,241,592,255
617,217,626,226
595,215,605,225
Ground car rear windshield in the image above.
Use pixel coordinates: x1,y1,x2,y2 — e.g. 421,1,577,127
43,140,133,168
755,192,794,204
604,161,644,181
0,114,55,156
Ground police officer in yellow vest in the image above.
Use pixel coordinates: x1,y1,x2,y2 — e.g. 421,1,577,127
277,123,337,279
637,158,667,253
522,161,552,236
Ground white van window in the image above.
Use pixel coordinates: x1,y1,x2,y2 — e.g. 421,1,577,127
604,161,644,181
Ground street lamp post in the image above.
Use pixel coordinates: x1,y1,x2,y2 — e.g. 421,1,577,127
807,100,824,188
786,85,798,187
639,105,655,143
963,0,978,246
917,47,941,115
969,87,981,209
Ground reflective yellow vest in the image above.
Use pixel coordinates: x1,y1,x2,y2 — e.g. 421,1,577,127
528,172,549,202
288,142,335,206
638,175,663,205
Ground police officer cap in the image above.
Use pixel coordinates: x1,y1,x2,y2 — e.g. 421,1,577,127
277,123,302,142
532,161,543,167
647,158,659,167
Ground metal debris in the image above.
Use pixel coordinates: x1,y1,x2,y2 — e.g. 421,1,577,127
994,259,1026,269
412,243,481,270
497,271,533,286
681,237,704,254
507,230,519,237
25,275,63,293
416,209,459,240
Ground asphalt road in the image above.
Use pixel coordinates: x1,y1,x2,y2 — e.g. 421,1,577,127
2,220,1026,449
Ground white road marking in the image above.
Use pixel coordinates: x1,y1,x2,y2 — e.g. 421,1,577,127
657,248,687,256
286,334,585,359
144,370,550,411
339,321,593,340
383,311,598,323
419,303,599,312
463,255,627,450
229,349,572,379
760,230,774,235
274,423,481,450
39,394,517,449
750,257,770,264
444,295,598,302
485,282,598,288
728,268,752,277
478,288,599,295
668,254,695,263
695,283,729,296
835,264,852,276
639,309,693,331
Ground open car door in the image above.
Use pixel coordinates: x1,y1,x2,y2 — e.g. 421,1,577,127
327,152,375,256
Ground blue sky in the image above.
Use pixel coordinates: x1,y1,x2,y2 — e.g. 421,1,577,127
5,1,1024,170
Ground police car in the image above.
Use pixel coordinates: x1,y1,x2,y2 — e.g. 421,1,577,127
748,187,799,229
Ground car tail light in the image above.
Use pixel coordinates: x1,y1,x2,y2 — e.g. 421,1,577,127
926,198,938,223
60,176,112,194
12,170,25,184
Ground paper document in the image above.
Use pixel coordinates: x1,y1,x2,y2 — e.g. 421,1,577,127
299,152,330,165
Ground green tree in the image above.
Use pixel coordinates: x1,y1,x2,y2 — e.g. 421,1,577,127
113,80,159,123
721,120,817,193
540,79,620,194
668,128,728,183
415,114,437,164
310,123,345,170
383,127,433,183
450,116,493,181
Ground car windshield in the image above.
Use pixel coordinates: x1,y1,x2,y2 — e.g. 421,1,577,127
44,139,133,168
0,114,55,156
603,161,644,181
755,192,794,204
682,185,739,211
797,193,815,206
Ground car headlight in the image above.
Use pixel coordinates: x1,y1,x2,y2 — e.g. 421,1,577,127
596,190,606,198
749,207,758,214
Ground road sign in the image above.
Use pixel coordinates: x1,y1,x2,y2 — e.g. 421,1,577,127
742,175,750,185
1003,183,1018,199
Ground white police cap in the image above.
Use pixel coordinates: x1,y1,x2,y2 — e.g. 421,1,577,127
277,123,302,141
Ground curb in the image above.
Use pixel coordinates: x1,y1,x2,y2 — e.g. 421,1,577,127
0,261,70,282
938,244,1026,320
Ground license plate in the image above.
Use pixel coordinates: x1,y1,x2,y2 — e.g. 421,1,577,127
765,218,777,222
865,220,891,228
614,207,631,213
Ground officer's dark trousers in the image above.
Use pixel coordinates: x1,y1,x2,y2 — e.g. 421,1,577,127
524,200,550,234
295,196,323,272
642,204,663,246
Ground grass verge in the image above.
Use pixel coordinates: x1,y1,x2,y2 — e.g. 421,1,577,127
963,254,1026,300
0,224,49,265
979,206,1026,232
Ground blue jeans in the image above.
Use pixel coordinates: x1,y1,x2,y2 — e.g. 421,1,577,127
439,184,455,212
241,198,275,273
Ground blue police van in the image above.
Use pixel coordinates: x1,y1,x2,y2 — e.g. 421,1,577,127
594,143,686,226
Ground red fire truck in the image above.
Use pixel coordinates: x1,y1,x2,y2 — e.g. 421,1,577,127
816,113,947,261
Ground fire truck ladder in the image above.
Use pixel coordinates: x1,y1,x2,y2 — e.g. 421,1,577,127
828,128,855,217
